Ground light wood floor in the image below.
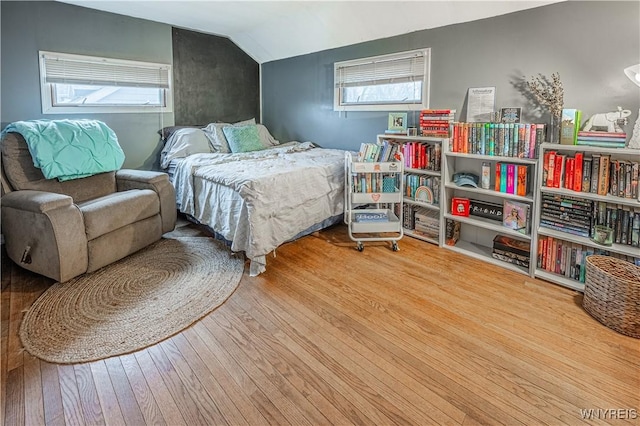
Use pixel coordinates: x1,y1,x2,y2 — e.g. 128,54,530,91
1,222,639,425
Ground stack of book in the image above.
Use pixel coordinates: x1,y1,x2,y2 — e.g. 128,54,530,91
450,122,545,159
491,235,530,268
419,109,455,137
494,163,531,196
356,141,400,162
401,142,441,171
539,194,592,238
576,131,627,148
542,151,639,199
413,208,439,240
593,201,640,247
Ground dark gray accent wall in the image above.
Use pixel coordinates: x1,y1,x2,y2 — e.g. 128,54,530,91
262,1,640,152
172,28,259,125
1,1,174,170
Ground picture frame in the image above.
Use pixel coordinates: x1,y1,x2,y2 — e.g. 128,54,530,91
500,107,522,123
388,113,408,132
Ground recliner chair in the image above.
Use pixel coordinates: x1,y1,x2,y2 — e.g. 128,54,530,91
1,132,177,282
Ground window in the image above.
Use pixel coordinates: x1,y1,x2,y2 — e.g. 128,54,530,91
334,48,430,112
39,51,173,114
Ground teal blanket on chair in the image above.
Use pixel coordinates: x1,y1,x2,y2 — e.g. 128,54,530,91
1,119,125,181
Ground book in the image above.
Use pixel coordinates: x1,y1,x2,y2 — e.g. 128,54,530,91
560,109,581,145
492,234,531,256
577,131,626,138
517,165,528,196
503,199,531,234
597,155,611,195
582,158,592,192
573,152,583,192
354,212,389,222
506,163,516,194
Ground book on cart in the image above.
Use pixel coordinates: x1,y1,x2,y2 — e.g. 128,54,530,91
354,211,389,222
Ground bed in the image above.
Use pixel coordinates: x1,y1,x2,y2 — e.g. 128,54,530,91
160,120,345,275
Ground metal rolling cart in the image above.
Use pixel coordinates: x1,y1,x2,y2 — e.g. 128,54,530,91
344,151,404,251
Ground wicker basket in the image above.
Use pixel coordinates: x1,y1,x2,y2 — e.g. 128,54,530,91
583,255,640,338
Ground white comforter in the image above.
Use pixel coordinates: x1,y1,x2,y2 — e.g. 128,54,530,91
172,142,345,275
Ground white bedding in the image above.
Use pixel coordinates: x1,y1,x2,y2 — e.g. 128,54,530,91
171,142,345,275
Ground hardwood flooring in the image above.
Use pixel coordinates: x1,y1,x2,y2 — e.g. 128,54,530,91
1,222,639,425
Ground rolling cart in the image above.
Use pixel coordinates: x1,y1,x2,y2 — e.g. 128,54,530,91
344,151,404,251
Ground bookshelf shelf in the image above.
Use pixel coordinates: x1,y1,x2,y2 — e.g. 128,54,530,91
445,151,538,165
444,213,532,240
403,228,439,245
533,143,640,292
444,240,530,276
534,270,585,292
442,138,538,277
540,186,640,208
537,223,639,258
444,183,534,202
378,134,446,246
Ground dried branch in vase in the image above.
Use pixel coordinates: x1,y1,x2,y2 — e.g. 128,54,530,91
526,72,564,118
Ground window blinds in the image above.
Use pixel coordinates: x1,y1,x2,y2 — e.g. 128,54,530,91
41,52,170,89
335,51,426,88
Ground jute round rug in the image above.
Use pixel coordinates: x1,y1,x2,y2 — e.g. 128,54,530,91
19,237,244,364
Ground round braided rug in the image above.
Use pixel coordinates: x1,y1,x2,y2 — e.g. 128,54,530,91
20,237,244,364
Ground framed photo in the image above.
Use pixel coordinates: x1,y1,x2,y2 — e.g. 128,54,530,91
388,113,407,132
501,107,522,123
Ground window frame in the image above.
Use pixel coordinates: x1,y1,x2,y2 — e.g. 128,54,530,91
333,48,431,112
39,51,173,114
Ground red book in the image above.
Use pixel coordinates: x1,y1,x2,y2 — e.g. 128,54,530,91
495,162,501,191
451,197,470,217
573,152,583,192
547,151,557,187
565,157,575,190
553,154,566,188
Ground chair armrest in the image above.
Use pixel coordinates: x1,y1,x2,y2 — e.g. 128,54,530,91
116,169,177,233
0,190,73,213
1,190,87,282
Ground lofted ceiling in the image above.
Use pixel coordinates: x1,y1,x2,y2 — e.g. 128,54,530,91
57,1,564,64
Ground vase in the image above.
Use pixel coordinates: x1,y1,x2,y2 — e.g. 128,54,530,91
548,114,561,144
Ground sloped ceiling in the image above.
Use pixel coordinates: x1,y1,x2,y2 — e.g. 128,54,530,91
57,1,564,64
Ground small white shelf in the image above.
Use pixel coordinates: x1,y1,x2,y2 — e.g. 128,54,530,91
351,161,402,173
444,213,532,240
352,192,402,204
540,186,640,208
380,135,446,143
443,240,530,275
539,142,638,156
349,209,401,234
406,167,441,177
445,151,538,165
403,228,439,245
534,269,585,292
536,226,639,258
403,197,439,211
444,183,534,203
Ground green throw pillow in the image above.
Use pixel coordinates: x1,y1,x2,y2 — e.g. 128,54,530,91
222,125,264,153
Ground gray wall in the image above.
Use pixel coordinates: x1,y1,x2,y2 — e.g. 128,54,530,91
1,1,173,170
261,1,640,151
172,28,259,125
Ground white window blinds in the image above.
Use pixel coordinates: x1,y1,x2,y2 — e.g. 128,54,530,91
41,51,170,89
335,50,427,88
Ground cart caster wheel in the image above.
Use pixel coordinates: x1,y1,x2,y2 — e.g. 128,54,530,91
392,242,399,251
357,243,364,252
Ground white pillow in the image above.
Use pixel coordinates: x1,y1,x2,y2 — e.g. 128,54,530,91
256,124,280,147
202,118,257,153
160,128,212,169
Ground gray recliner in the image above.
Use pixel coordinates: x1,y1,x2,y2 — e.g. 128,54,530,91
1,132,177,282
